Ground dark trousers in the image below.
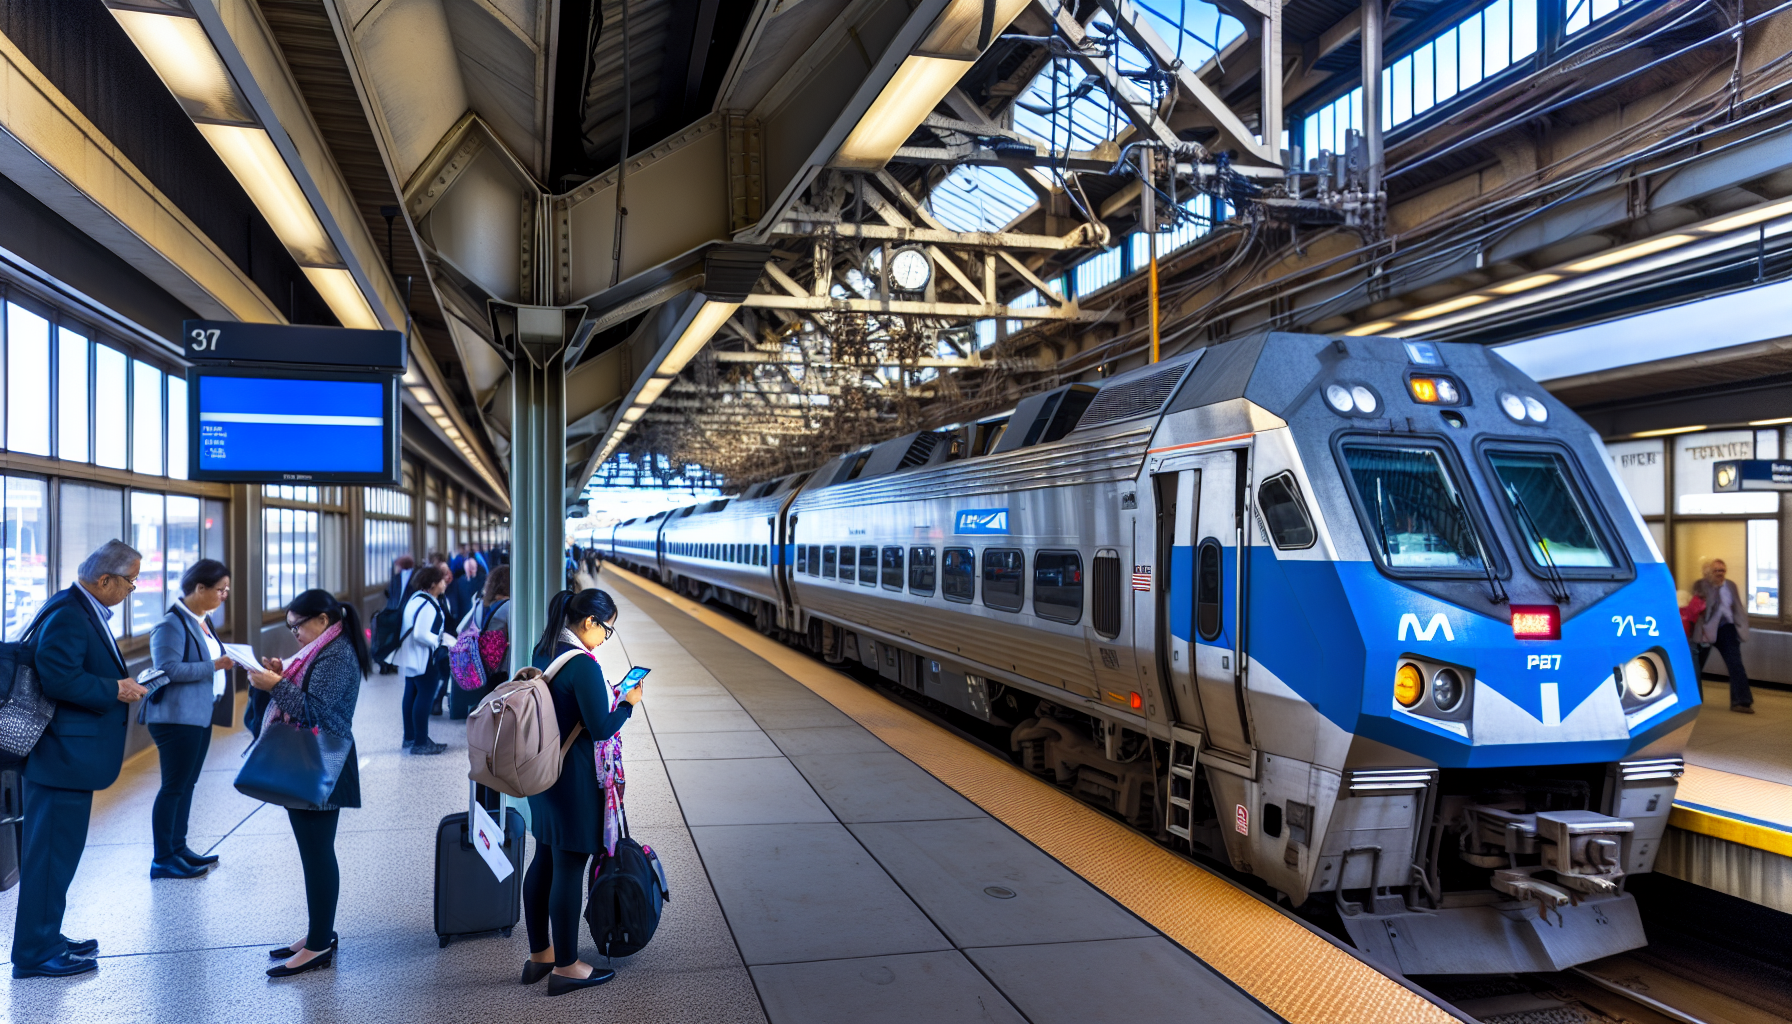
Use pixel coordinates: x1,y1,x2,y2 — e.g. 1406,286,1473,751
1697,622,1752,707
287,808,341,952
402,665,438,745
11,781,93,966
148,723,211,863
523,843,592,967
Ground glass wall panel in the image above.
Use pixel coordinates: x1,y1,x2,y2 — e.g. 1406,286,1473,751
6,304,50,456
1748,518,1779,617
166,494,200,616
94,346,127,469
59,481,124,634
1675,430,1773,515
132,360,164,476
129,491,165,633
57,328,89,463
1672,519,1744,606
203,498,225,628
166,374,189,480
1602,438,1665,517
3,477,48,640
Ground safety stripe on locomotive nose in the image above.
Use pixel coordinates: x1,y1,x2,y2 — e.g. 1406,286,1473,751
607,572,1458,1024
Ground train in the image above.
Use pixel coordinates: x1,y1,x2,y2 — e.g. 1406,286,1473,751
606,331,1696,974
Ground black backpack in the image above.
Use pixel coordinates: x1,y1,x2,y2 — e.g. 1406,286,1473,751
370,607,404,663
584,821,669,958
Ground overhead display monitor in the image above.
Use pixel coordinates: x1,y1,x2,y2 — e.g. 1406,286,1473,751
188,367,400,484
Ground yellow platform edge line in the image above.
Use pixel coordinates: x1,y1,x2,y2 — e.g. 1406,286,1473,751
608,573,1456,1024
1670,804,1792,857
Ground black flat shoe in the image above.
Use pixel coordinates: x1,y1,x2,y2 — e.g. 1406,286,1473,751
267,941,336,979
179,848,220,867
521,960,554,985
547,968,615,996
151,857,209,879
13,952,98,979
63,937,98,958
268,943,302,959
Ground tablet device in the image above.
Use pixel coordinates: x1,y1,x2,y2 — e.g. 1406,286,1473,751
617,666,650,693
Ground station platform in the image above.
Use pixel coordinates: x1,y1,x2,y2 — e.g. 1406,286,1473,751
0,572,1454,1024
1661,685,1792,913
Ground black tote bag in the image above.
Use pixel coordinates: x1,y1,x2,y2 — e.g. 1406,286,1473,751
233,660,352,810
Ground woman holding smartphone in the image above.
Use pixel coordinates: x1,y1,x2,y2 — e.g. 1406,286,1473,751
518,588,642,997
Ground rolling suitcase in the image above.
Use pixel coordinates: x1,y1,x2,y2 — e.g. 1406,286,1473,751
434,782,524,946
0,766,20,891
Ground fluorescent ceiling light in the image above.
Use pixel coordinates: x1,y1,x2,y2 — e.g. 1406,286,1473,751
916,0,1029,57
109,9,257,125
1401,294,1488,320
635,377,672,407
1630,425,1706,438
835,55,972,169
302,267,381,330
407,386,434,402
1703,198,1792,234
1490,273,1562,295
660,301,741,376
199,124,339,266
1342,320,1396,336
1565,235,1696,273
1749,416,1792,426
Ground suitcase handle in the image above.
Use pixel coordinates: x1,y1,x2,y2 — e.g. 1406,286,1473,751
466,779,510,849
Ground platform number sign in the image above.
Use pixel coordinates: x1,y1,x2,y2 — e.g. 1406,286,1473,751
189,327,222,352
1234,804,1249,835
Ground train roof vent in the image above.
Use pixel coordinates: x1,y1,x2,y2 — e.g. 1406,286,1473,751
990,384,1098,454
699,499,731,513
897,431,941,469
1072,361,1191,430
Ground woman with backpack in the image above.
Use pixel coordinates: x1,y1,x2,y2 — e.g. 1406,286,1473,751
392,564,453,755
520,588,641,996
447,566,512,717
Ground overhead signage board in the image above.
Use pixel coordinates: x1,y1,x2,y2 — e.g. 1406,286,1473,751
1714,459,1792,492
182,319,407,370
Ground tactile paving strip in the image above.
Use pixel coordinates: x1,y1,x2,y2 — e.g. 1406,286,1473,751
608,573,1456,1024
1674,764,1792,856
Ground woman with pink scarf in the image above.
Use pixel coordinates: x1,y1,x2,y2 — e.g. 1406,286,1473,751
246,588,372,978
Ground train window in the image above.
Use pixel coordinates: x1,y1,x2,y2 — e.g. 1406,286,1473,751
1257,472,1316,549
1033,550,1083,624
823,545,838,578
807,545,820,575
1486,449,1615,570
1091,552,1122,637
761,544,769,566
982,549,1025,612
881,546,904,590
942,547,974,602
839,545,855,581
1196,539,1223,640
859,546,878,586
797,545,808,574
1340,443,1488,574
909,547,936,594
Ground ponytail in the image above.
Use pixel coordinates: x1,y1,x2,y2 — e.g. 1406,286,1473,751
532,587,619,660
288,588,372,675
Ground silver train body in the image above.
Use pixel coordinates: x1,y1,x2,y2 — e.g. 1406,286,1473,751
606,332,1697,974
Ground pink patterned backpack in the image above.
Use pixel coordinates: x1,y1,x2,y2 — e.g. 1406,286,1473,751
450,600,510,691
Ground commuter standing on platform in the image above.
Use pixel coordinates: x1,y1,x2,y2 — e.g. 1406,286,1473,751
520,588,641,997
144,558,234,879
247,589,369,978
11,540,148,979
394,564,453,753
447,554,483,626
1692,558,1755,713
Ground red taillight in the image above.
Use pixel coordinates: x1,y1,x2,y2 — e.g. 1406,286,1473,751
1510,605,1560,640
1130,691,1142,709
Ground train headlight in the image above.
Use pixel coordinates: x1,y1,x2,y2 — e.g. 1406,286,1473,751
1326,384,1354,412
1499,391,1528,421
1432,668,1464,711
1395,663,1424,707
1622,655,1661,699
1523,396,1548,423
1351,386,1379,414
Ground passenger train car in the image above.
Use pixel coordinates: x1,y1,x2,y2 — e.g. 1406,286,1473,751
606,332,1696,974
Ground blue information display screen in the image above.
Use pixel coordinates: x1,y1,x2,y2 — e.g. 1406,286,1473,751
195,374,389,475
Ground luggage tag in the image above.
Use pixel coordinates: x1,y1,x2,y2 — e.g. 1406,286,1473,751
470,802,514,883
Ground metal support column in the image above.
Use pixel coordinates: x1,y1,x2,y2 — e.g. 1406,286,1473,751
490,303,587,676
1258,0,1283,160
1362,0,1384,199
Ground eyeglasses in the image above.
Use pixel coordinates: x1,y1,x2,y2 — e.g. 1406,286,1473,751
601,621,615,642
285,613,320,635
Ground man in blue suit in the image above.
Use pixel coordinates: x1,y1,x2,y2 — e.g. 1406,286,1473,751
11,540,148,979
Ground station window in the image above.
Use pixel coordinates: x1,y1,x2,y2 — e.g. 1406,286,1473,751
942,547,974,602
131,360,163,476
881,546,903,590
1033,550,1083,624
807,544,820,575
909,547,936,595
859,545,878,586
1091,552,1122,638
823,545,837,578
57,326,89,463
982,548,1025,612
838,545,855,582
0,475,47,641
94,345,128,470
7,303,51,457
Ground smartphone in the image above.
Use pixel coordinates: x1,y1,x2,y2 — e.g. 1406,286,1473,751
617,666,650,693
137,667,169,693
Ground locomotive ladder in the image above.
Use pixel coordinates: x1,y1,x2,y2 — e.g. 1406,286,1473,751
1165,726,1204,843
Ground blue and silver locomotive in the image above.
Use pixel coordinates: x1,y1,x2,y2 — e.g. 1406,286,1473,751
608,332,1695,973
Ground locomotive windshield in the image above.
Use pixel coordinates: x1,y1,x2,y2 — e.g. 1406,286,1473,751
1486,450,1615,568
1341,444,1487,572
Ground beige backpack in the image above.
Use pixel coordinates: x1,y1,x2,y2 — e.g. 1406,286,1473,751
466,650,586,798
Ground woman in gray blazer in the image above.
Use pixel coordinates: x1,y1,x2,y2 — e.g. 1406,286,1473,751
144,559,234,878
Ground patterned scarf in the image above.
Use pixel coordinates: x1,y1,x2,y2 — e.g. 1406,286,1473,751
260,621,344,732
558,627,626,856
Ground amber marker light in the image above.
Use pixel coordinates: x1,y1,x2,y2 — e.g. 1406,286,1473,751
1510,605,1561,640
1130,691,1143,709
1409,378,1440,403
1394,663,1424,707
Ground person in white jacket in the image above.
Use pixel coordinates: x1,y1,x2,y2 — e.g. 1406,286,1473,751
393,564,455,754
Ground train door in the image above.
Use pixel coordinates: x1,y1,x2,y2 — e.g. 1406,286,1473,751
1152,471,1199,729
1183,449,1253,758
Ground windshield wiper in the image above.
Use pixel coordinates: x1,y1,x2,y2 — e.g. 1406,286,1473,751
1452,496,1508,606
1503,482,1570,603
